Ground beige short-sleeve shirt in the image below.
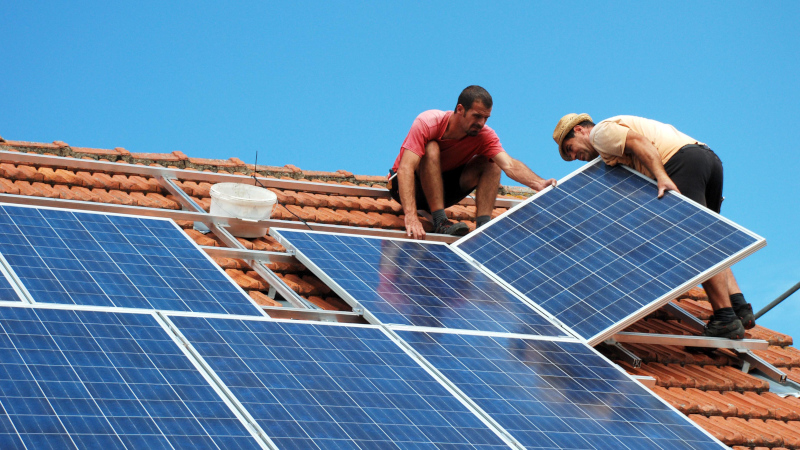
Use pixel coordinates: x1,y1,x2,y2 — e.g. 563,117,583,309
589,115,703,178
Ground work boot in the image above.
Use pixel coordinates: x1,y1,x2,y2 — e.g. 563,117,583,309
734,303,756,329
703,315,745,340
433,219,469,236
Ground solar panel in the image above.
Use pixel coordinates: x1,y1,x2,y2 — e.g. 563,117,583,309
170,315,512,449
399,330,725,449
455,160,765,344
0,204,263,316
0,305,262,448
272,229,567,337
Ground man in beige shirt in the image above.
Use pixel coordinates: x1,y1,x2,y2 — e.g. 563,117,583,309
552,114,753,339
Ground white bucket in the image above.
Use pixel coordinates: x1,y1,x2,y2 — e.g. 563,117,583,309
209,183,278,238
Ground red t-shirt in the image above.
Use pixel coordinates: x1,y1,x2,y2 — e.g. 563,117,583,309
390,110,505,174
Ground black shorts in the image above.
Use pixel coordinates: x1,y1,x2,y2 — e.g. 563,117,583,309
663,144,723,213
388,165,476,212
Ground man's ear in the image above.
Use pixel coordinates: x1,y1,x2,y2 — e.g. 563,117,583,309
455,104,465,115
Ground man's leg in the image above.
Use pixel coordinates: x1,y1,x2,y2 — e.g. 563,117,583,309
724,267,755,328
418,142,468,236
701,272,745,339
418,141,445,212
460,155,501,228
666,145,747,337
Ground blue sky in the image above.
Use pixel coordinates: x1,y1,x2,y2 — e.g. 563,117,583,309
3,2,799,338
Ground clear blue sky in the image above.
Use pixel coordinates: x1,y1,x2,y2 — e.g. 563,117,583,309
3,2,799,339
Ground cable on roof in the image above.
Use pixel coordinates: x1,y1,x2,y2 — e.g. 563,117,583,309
252,151,313,231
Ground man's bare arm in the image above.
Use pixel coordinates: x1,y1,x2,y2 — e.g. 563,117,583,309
623,131,679,198
493,152,557,191
396,150,427,239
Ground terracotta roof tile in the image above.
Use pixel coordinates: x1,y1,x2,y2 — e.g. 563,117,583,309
90,173,121,190
248,290,282,307
716,416,786,447
0,178,20,194
107,189,136,206
754,346,800,368
70,146,123,158
689,414,744,445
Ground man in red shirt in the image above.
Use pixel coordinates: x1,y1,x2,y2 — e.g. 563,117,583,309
390,86,557,239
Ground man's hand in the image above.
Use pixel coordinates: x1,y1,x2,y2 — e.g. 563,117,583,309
532,178,557,192
404,215,426,240
657,176,680,199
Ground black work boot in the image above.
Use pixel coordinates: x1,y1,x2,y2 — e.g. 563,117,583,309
734,303,756,330
703,315,745,340
433,219,469,236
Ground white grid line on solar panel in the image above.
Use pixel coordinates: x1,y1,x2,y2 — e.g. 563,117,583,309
0,304,263,448
454,160,762,342
0,203,264,316
168,314,513,450
272,228,568,337
398,330,726,449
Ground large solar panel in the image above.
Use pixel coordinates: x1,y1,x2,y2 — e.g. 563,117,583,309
0,305,261,448
455,160,765,344
170,315,512,449
0,204,263,316
399,330,725,449
272,229,566,337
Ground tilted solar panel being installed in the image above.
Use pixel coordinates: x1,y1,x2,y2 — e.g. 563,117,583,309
455,160,765,344
271,228,567,337
399,330,726,449
0,204,264,316
0,305,262,449
170,315,512,449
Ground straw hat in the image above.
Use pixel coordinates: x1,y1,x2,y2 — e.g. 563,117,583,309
553,113,592,160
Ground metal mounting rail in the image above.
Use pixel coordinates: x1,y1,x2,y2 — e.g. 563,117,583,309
200,247,297,265
599,341,642,368
737,350,787,383
0,149,524,208
661,302,707,333
608,332,770,351
259,306,365,323
0,193,459,243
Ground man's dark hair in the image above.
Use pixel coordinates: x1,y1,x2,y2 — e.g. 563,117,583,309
564,120,595,141
455,85,492,112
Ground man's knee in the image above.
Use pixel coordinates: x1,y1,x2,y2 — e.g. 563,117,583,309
421,141,441,165
470,155,501,177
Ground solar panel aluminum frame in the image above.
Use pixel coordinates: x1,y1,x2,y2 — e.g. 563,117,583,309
270,227,567,336
0,202,268,316
0,254,30,302
162,311,525,449
0,301,271,448
454,158,766,346
392,326,728,449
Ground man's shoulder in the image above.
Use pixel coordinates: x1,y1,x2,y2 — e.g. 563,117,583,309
415,109,450,125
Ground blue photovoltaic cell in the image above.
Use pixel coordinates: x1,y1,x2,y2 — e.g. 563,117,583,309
400,331,724,449
172,316,510,449
0,205,262,316
456,161,762,341
0,306,259,449
275,229,566,337
0,272,20,302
